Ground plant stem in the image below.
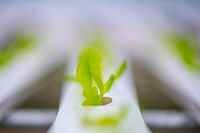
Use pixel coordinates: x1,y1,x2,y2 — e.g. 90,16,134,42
99,93,103,105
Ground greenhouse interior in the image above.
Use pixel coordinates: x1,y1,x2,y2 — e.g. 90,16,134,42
0,1,200,133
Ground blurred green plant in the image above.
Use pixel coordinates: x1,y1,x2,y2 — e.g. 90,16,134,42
65,48,127,106
87,35,112,60
83,106,129,127
165,34,200,71
0,33,36,68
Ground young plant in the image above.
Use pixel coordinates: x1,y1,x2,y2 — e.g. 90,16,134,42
164,34,200,71
0,33,36,68
83,106,129,127
74,48,126,106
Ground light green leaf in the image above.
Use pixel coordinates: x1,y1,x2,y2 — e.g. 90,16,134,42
91,71,104,91
76,49,102,105
76,58,92,90
103,74,115,95
89,54,103,93
87,49,102,85
115,60,127,79
63,75,77,82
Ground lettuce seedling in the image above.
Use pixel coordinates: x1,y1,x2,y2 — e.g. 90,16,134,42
164,34,200,71
83,106,129,127
75,48,126,106
0,33,36,68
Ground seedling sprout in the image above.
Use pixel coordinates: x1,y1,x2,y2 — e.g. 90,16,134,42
65,48,127,106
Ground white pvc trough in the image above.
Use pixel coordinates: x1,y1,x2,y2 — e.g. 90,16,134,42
0,3,73,121
49,50,150,133
0,35,67,121
134,53,200,125
130,38,200,125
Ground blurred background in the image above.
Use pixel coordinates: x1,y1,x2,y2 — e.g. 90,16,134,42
0,0,200,133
